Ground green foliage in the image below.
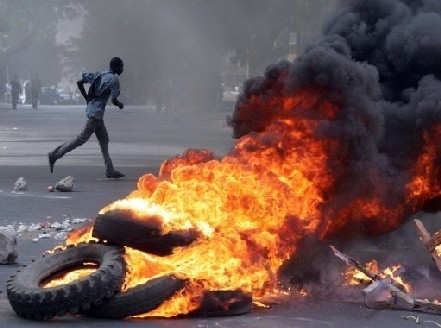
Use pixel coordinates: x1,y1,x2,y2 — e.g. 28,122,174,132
0,0,64,50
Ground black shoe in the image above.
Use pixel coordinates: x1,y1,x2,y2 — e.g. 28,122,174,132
106,171,125,178
48,152,57,173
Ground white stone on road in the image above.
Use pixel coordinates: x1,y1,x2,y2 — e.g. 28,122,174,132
0,230,17,264
55,176,75,192
13,177,27,192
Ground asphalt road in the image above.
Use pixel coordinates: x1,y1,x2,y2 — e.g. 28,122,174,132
1,103,441,327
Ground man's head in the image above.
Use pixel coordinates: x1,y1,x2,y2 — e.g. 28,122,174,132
109,57,124,75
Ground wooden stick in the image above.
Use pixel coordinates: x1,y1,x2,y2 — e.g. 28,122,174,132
414,219,441,272
330,246,415,307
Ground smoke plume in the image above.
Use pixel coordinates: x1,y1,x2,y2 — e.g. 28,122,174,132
231,0,441,239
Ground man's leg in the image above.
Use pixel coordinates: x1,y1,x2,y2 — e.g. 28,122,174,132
94,121,115,175
32,92,36,108
48,119,98,172
12,93,18,109
95,121,124,178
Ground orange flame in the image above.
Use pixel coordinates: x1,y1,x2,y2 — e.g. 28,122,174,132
406,125,441,207
344,259,411,293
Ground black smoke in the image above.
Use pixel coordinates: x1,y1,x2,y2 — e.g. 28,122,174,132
324,0,441,178
231,0,441,238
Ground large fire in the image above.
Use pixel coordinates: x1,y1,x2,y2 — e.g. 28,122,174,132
63,87,439,317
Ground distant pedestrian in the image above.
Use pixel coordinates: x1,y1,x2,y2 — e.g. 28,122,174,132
30,73,41,109
10,75,21,110
24,80,31,105
163,76,181,120
48,57,125,178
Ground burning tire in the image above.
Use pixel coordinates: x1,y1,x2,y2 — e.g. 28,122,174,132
6,242,126,320
82,274,187,319
190,290,253,317
92,211,198,256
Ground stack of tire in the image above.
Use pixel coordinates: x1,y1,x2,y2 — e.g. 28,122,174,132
6,211,253,320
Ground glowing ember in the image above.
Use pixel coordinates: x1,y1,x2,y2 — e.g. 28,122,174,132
436,245,441,257
253,301,271,309
344,260,380,286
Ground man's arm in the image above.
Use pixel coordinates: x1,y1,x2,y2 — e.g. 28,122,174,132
109,76,124,109
76,79,89,104
111,97,124,109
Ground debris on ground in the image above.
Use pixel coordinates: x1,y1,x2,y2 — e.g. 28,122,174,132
55,232,68,240
0,229,17,264
55,176,75,192
331,219,441,315
0,217,90,242
38,233,51,239
13,177,27,192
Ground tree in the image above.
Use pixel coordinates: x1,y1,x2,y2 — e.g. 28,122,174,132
0,0,73,94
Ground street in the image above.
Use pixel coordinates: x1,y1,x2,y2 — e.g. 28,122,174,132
0,104,441,327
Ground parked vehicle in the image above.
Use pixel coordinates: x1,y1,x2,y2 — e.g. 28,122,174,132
39,87,60,105
221,85,241,111
57,87,73,105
